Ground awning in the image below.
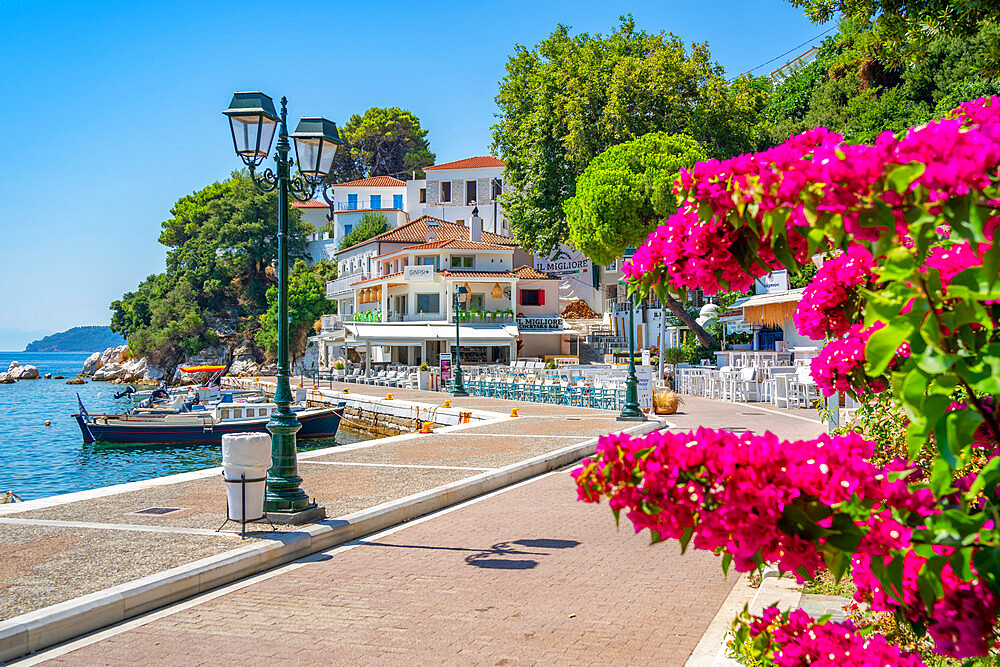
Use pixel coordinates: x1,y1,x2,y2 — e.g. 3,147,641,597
519,329,582,336
427,324,516,344
345,323,433,345
741,288,804,327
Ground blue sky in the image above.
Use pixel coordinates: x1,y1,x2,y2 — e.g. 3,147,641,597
0,1,833,343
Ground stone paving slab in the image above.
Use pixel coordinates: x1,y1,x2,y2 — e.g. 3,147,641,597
309,432,587,469
0,525,237,622
39,472,736,666
11,465,477,533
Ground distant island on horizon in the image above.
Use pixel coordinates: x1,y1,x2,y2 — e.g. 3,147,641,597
23,326,125,353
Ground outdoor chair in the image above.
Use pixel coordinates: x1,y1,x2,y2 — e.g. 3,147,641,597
731,366,761,402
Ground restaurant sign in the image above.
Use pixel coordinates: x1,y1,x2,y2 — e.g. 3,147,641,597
404,265,435,281
516,316,565,331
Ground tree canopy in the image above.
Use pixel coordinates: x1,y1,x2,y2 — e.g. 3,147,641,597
329,107,435,183
255,260,331,358
787,0,1000,72
111,172,314,367
563,132,705,266
338,212,390,250
755,20,1000,147
491,15,767,255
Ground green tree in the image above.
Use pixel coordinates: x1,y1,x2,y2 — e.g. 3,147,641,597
336,107,435,181
563,132,705,265
787,0,1000,72
255,260,331,358
756,21,1000,147
492,15,767,255
563,132,715,346
338,212,389,250
110,172,313,366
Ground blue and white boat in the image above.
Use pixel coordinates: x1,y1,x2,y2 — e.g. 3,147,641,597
73,394,345,445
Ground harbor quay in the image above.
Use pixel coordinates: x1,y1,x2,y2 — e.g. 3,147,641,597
0,382,824,664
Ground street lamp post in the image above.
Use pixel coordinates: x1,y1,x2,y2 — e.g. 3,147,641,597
223,92,342,518
618,292,645,421
452,285,469,396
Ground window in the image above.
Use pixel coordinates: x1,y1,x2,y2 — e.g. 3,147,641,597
370,194,381,209
455,219,465,226
416,293,440,313
393,194,403,209
419,188,426,203
466,180,477,205
519,289,544,306
344,224,353,235
417,256,439,269
470,294,484,310
347,193,358,210
440,181,451,202
450,256,473,268
491,179,503,200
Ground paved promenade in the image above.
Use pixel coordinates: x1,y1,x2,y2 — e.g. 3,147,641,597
14,386,824,665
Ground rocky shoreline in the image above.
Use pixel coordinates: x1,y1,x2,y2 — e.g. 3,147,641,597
0,361,42,383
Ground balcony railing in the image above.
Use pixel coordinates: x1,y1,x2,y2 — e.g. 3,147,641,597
320,314,343,332
327,274,365,298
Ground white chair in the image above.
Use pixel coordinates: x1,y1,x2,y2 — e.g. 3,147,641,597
731,367,761,402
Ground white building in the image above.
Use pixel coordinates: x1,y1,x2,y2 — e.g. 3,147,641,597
296,158,513,264
315,212,575,370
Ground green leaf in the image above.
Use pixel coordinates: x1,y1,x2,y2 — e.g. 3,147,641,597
973,547,1000,596
865,319,913,376
722,551,733,576
886,162,927,194
930,457,955,496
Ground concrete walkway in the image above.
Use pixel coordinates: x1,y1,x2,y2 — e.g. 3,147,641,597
15,386,825,665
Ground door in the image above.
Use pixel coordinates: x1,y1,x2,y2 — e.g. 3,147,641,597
466,180,477,205
395,294,407,319
393,194,403,209
370,194,382,209
347,193,358,210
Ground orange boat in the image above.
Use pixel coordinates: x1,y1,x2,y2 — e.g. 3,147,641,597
179,365,226,373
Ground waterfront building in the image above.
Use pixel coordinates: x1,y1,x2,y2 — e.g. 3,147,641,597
296,156,512,265
313,212,579,371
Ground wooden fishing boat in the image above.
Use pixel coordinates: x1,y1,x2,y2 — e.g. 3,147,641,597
73,395,345,445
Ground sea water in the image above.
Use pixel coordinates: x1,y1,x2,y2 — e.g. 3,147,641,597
0,351,365,501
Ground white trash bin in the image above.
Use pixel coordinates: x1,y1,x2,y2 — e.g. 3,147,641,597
221,432,271,522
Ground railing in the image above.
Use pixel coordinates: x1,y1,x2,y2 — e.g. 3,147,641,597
386,312,445,322
320,314,343,332
449,312,516,324
307,231,334,242
326,274,364,298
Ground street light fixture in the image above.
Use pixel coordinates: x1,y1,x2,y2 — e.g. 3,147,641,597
618,290,646,422
223,91,342,518
452,284,469,397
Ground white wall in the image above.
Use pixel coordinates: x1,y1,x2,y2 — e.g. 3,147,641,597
515,280,560,318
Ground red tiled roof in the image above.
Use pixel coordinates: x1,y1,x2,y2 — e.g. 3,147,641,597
424,156,505,171
511,265,558,280
291,199,327,208
438,270,519,279
372,239,508,259
350,272,402,286
332,176,406,187
335,215,517,255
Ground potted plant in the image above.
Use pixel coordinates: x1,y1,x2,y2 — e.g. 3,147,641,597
333,360,345,379
417,362,433,390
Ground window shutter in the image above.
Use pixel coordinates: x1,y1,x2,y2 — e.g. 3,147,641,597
518,289,523,306
538,290,545,306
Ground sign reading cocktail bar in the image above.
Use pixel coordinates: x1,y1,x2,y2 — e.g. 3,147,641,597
517,316,565,330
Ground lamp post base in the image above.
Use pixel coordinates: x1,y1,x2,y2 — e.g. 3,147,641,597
266,505,326,525
616,413,647,422
452,390,469,397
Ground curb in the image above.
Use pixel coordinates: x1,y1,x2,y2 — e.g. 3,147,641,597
0,419,664,662
685,572,804,667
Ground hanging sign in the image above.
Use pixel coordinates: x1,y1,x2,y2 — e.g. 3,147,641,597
440,353,452,383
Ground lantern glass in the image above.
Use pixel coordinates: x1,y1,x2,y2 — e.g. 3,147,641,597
223,92,279,167
291,117,342,184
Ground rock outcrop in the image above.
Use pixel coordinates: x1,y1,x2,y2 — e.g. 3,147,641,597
8,364,39,380
172,345,228,385
292,340,319,377
0,372,13,384
82,352,103,375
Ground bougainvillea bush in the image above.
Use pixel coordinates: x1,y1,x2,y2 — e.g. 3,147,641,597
574,97,1000,662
